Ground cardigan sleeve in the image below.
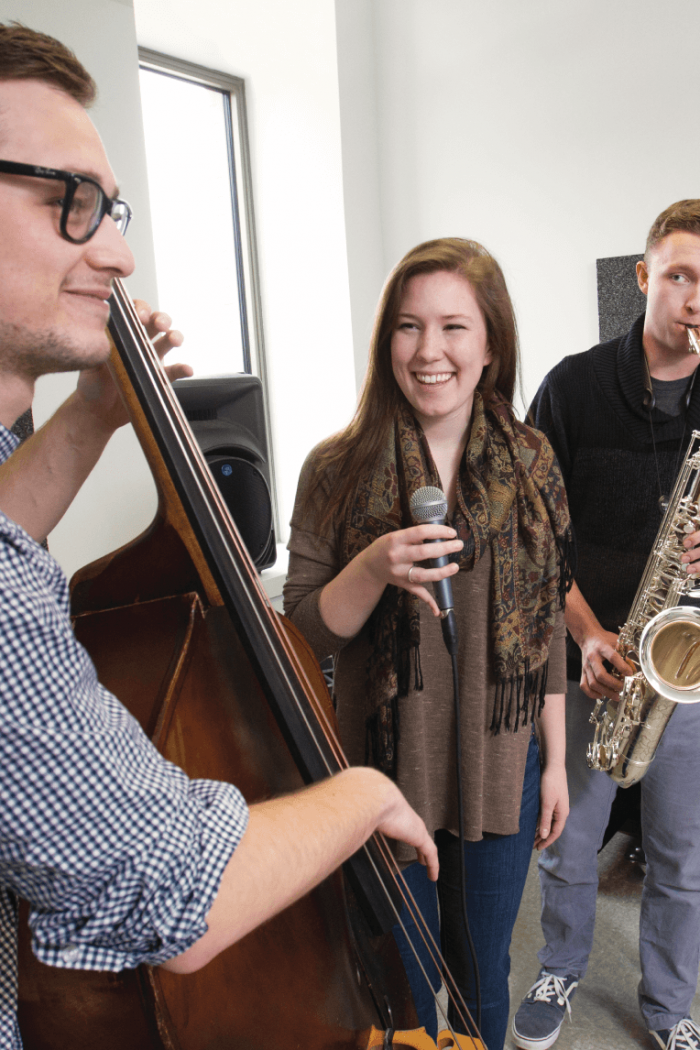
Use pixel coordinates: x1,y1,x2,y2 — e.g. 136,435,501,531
283,450,355,662
545,607,567,694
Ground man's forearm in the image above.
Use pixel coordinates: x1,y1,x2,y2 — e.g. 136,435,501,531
0,390,115,542
163,767,436,974
565,579,632,696
564,580,604,649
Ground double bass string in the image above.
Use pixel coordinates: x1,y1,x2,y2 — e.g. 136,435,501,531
112,282,480,1046
363,831,479,1043
109,281,483,1048
262,615,479,1038
268,622,477,1039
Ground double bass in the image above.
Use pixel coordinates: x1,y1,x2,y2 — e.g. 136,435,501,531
17,282,483,1050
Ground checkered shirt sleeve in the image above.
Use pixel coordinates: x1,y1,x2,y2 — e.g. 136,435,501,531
0,426,249,1050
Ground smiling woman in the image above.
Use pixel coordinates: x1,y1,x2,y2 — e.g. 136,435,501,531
390,271,493,504
283,237,573,1050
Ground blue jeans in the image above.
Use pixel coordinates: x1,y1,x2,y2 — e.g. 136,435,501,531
393,732,540,1050
539,682,700,1032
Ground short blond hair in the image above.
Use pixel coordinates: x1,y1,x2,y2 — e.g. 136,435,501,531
0,22,96,106
645,200,700,260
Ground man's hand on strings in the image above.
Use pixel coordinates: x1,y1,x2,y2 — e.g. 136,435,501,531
75,298,191,433
375,776,439,882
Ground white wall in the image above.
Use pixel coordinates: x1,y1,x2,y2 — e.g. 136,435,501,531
1,0,359,577
10,0,700,576
134,0,359,548
0,0,160,576
336,0,700,412
334,0,386,392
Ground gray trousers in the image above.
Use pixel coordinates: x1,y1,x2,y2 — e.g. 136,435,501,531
538,681,700,1032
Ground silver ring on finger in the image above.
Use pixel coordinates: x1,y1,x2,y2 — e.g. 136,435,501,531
407,565,416,584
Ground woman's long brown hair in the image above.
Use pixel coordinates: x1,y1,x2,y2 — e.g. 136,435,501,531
302,237,521,533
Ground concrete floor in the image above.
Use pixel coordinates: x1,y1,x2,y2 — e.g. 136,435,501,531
505,832,700,1050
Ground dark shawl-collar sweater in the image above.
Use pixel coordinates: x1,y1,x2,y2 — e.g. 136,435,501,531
528,313,700,681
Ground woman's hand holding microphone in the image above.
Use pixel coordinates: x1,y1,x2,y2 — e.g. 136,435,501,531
319,525,463,639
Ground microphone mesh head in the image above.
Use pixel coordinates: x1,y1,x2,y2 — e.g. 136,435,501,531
409,485,448,522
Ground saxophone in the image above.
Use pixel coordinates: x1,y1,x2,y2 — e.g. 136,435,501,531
587,423,700,786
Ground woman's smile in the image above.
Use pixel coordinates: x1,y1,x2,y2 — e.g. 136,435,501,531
391,269,492,433
414,371,454,385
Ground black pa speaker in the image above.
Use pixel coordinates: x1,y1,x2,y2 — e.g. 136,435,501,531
173,374,276,570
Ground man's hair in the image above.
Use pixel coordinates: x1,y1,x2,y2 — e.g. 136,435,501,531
646,200,700,259
0,22,96,106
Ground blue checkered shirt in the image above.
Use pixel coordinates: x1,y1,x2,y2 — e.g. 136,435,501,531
0,424,249,1049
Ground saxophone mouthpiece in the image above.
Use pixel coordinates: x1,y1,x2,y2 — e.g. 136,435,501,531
688,326,700,356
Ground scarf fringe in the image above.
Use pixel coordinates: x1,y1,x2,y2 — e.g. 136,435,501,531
365,608,422,776
397,637,423,697
365,692,403,776
490,659,549,735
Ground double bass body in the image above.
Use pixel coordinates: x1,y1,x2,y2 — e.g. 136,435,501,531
17,284,419,1049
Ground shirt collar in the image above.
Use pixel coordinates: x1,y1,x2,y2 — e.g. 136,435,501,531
592,313,700,444
0,423,21,464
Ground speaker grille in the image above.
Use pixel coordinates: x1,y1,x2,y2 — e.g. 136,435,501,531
206,453,273,567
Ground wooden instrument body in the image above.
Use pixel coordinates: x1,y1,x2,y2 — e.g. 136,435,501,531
17,287,418,1048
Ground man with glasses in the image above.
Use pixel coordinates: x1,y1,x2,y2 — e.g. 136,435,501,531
0,23,438,1049
0,159,132,239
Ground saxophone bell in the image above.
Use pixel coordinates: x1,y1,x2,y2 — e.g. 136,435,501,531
639,606,700,703
586,430,700,786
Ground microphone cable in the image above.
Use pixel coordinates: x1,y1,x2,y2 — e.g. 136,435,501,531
409,486,482,1034
451,648,482,1035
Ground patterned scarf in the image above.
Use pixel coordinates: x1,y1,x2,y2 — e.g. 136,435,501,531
340,393,573,776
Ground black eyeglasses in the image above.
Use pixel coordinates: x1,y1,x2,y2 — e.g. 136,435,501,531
0,160,132,243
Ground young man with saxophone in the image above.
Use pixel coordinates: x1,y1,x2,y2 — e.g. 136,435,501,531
513,201,700,1050
0,23,438,1049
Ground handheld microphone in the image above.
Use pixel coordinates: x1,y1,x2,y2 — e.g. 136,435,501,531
409,485,459,655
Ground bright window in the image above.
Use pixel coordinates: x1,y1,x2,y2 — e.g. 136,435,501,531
138,51,264,378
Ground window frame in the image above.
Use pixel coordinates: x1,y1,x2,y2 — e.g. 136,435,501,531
138,48,277,532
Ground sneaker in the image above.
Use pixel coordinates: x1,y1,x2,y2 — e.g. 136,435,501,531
511,970,578,1050
651,1018,700,1050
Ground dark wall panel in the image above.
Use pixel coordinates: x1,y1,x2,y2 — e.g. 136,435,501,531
596,254,646,342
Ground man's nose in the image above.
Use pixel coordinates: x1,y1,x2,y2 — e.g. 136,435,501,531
83,214,135,278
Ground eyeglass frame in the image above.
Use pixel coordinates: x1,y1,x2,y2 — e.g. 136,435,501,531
0,160,132,243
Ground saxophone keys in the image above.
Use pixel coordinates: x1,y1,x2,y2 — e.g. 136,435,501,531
589,699,604,725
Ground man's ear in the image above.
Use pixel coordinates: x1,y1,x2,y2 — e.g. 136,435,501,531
636,259,649,297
